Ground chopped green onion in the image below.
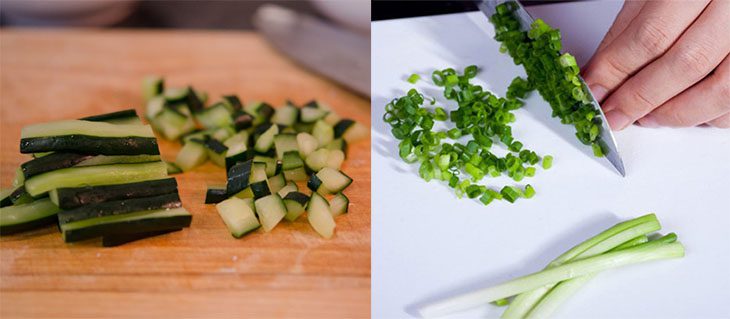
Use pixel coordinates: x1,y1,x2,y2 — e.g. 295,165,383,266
523,184,535,198
407,73,421,84
542,155,553,169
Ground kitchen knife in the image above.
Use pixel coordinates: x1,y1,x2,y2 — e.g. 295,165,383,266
476,0,625,176
252,4,370,97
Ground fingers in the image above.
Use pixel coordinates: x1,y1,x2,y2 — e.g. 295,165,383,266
637,54,730,127
602,0,730,130
582,0,710,101
593,1,646,53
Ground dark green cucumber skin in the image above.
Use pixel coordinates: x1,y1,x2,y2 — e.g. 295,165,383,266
58,193,182,224
21,153,93,179
185,86,204,111
20,136,160,155
223,95,243,111
303,100,318,108
284,192,309,205
253,123,274,137
333,119,355,138
203,138,228,154
307,173,324,193
205,187,228,204
0,195,12,208
227,160,252,195
250,180,271,199
54,178,178,209
225,149,254,171
63,214,192,243
102,228,181,247
0,214,58,235
256,103,275,120
232,110,254,130
80,109,139,122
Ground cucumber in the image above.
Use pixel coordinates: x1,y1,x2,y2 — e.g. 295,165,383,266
333,119,355,138
21,153,161,179
164,87,188,103
325,149,345,170
151,107,196,140
234,187,254,199
341,121,368,143
10,187,34,206
0,188,14,208
184,86,204,112
12,167,25,187
21,135,159,156
232,110,254,130
254,193,286,232
305,149,329,172
222,95,243,111
253,155,277,177
242,198,256,213
166,161,182,175
146,96,166,118
205,185,228,204
311,120,334,146
197,138,227,167
102,228,180,247
0,198,60,235
182,129,212,144
245,101,275,124
250,180,271,199
314,167,353,194
81,109,141,125
254,124,279,153
24,161,168,197
300,102,329,123
307,192,335,238
277,181,298,198
60,207,192,243
22,120,154,139
215,197,261,238
211,126,235,141
296,132,319,157
283,191,308,221
195,102,233,129
326,138,348,155
250,162,268,183
50,178,178,209
272,103,299,126
274,133,298,159
175,139,208,171
267,173,286,193
293,122,314,134
330,193,349,216
142,76,164,101
224,132,253,170
226,160,253,195
57,193,182,224
282,151,307,181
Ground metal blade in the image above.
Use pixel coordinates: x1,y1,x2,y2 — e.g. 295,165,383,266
253,4,370,97
476,0,625,176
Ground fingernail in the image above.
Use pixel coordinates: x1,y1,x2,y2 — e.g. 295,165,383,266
605,110,632,131
638,115,659,128
589,84,608,102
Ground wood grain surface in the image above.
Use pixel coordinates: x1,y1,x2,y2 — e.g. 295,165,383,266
0,29,370,318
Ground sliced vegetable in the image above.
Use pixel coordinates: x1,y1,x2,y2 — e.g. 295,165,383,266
57,193,182,224
307,192,335,238
216,197,261,238
0,198,60,235
60,207,192,243
283,191,308,221
330,193,349,217
254,193,286,232
50,178,178,209
205,185,228,204
175,139,208,171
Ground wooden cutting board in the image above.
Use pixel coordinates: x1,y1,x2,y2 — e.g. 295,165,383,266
0,29,370,318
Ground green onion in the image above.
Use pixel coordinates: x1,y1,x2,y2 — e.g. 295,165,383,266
542,155,553,169
407,73,421,84
523,184,535,198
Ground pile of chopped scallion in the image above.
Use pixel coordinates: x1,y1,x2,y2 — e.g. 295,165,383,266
384,65,551,206
490,1,608,157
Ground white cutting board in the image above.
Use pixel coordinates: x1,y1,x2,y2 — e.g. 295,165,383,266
371,1,730,318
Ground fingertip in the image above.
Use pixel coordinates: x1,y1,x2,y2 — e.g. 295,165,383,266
588,84,608,102
605,109,632,131
637,114,659,128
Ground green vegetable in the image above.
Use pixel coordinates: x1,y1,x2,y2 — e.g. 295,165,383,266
542,155,553,170
407,73,421,84
490,2,608,157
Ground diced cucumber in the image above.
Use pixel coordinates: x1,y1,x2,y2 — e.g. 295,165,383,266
308,167,353,195
277,181,298,197
274,134,299,159
152,107,196,140
234,187,254,199
175,139,208,171
232,110,254,130
164,87,189,103
250,162,268,183
250,180,271,199
146,96,166,118
224,132,253,170
216,197,261,238
296,132,319,157
254,194,286,232
195,102,233,129
253,155,277,177
305,149,329,172
300,103,329,123
267,174,286,193
142,76,164,101
222,95,243,111
282,151,307,181
326,149,345,170
211,126,235,141
342,121,368,143
326,138,348,155
241,197,256,213
205,185,228,204
283,191,309,221
330,193,349,217
254,124,279,153
227,160,252,196
197,138,228,167
272,103,299,126
312,120,334,146
307,192,335,238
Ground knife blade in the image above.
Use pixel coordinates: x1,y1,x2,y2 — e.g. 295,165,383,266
476,0,625,176
253,4,370,97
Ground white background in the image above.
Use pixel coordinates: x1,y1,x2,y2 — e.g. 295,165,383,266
371,1,730,318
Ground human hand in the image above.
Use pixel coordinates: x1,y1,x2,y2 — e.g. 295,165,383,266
582,0,730,130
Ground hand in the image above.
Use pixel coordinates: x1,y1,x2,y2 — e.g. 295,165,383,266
582,0,730,130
